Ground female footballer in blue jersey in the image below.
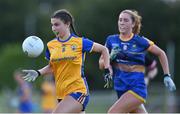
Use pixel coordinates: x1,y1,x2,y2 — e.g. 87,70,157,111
21,9,111,113
99,9,176,113
14,70,33,113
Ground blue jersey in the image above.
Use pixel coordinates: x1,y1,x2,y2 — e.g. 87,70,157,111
106,34,154,65
105,34,154,103
18,83,33,113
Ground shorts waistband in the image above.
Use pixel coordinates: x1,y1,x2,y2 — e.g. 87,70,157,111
114,63,145,73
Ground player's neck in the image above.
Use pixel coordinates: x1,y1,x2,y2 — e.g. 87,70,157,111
120,33,134,41
59,32,71,41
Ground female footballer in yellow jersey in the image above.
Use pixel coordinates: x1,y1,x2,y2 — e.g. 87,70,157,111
41,78,57,113
21,9,111,113
99,9,176,113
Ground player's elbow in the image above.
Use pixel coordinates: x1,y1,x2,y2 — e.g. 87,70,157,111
102,46,109,55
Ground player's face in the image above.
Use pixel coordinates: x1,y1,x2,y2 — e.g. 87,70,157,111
118,12,134,35
51,18,70,38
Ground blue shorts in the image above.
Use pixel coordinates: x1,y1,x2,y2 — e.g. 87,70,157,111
113,70,147,103
69,92,89,111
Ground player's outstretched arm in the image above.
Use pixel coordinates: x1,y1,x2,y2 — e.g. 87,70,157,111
22,64,52,82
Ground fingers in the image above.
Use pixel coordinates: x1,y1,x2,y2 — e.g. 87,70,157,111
172,86,176,91
23,76,32,82
109,75,112,80
104,81,110,88
169,81,176,91
21,69,38,82
22,73,33,82
32,77,36,82
170,87,175,91
104,78,112,88
27,77,33,82
104,81,112,88
22,70,30,73
164,77,176,91
22,76,28,81
104,83,108,88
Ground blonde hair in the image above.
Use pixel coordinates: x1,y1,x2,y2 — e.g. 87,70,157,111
121,10,142,34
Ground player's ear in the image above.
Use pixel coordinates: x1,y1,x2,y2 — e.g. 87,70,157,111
66,22,71,28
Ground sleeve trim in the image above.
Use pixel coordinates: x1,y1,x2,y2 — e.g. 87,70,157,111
89,43,94,53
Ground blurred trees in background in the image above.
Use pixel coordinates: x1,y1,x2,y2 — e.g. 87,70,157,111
0,0,180,90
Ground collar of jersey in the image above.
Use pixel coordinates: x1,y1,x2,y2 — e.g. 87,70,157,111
119,33,134,41
57,33,75,42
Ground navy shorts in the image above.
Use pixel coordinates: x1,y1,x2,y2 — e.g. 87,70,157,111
69,92,89,111
114,70,147,103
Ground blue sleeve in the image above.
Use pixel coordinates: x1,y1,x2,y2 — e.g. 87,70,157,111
82,38,94,52
105,36,112,52
45,48,50,60
141,36,154,50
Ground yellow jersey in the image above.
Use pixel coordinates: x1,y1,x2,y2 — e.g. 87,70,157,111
41,81,57,111
45,34,94,99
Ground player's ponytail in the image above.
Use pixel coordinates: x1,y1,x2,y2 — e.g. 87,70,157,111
70,21,78,36
122,10,142,34
51,9,79,36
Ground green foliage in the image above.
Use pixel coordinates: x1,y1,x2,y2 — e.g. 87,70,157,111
0,0,38,46
0,0,180,89
0,43,47,90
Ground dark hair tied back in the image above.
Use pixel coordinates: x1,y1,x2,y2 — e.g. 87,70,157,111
51,9,78,35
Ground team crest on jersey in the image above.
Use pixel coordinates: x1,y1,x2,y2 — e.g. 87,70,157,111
132,44,137,48
62,44,66,52
123,45,128,50
71,44,77,51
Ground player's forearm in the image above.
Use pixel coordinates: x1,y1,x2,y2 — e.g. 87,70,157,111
101,47,110,69
149,45,170,75
99,55,105,69
158,50,170,74
92,43,110,69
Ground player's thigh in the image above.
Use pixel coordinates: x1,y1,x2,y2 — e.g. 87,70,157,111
108,91,143,113
53,95,83,113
